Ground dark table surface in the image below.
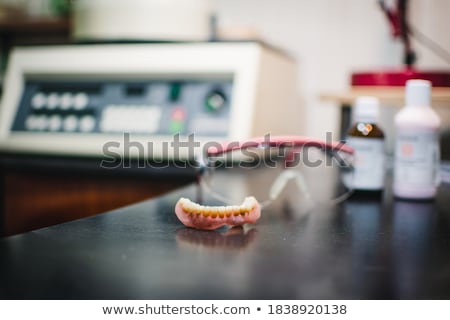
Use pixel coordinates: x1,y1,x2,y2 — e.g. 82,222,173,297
1,162,450,299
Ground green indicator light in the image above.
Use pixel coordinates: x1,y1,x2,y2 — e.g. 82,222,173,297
169,120,184,134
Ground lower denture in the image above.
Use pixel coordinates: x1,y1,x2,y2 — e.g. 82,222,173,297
175,197,261,230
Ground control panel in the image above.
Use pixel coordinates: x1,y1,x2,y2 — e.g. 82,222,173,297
0,43,299,158
13,79,232,136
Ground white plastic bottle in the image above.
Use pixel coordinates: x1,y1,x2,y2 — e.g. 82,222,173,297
393,79,441,199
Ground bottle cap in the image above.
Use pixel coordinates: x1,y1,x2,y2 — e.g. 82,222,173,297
353,96,380,123
405,79,431,107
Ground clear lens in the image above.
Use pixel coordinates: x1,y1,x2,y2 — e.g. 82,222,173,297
201,145,354,213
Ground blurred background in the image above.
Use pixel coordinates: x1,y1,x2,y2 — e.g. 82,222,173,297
215,0,450,137
0,0,449,136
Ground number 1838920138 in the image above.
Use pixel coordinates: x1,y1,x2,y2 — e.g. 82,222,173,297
267,304,347,315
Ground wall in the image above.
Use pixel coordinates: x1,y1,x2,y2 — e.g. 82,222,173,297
213,0,450,139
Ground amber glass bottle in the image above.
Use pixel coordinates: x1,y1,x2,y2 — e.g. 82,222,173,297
346,96,385,191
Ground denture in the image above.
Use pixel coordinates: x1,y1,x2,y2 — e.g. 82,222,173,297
174,197,261,230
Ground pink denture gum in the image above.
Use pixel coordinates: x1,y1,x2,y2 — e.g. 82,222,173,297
174,197,261,230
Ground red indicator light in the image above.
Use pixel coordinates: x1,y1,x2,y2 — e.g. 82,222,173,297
172,107,186,121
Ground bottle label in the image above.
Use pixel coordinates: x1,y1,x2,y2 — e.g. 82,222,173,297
394,129,439,186
346,137,385,190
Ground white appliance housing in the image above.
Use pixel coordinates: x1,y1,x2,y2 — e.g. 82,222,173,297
0,42,300,159
73,0,212,41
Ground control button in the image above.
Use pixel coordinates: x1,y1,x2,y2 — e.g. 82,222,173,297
34,115,48,131
48,115,62,132
25,115,37,130
31,93,46,110
205,90,226,112
63,115,78,132
60,93,73,110
79,115,96,132
73,93,89,110
46,93,59,109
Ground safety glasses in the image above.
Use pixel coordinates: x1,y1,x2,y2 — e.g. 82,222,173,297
196,135,355,212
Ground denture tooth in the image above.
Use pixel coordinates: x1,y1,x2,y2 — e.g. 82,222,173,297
183,198,256,217
245,197,255,206
183,203,191,212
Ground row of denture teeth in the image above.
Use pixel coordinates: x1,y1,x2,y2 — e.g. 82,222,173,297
179,197,256,217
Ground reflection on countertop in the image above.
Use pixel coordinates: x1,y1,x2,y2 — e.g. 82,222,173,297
176,227,258,251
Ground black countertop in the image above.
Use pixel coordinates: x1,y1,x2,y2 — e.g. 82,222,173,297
1,164,450,299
